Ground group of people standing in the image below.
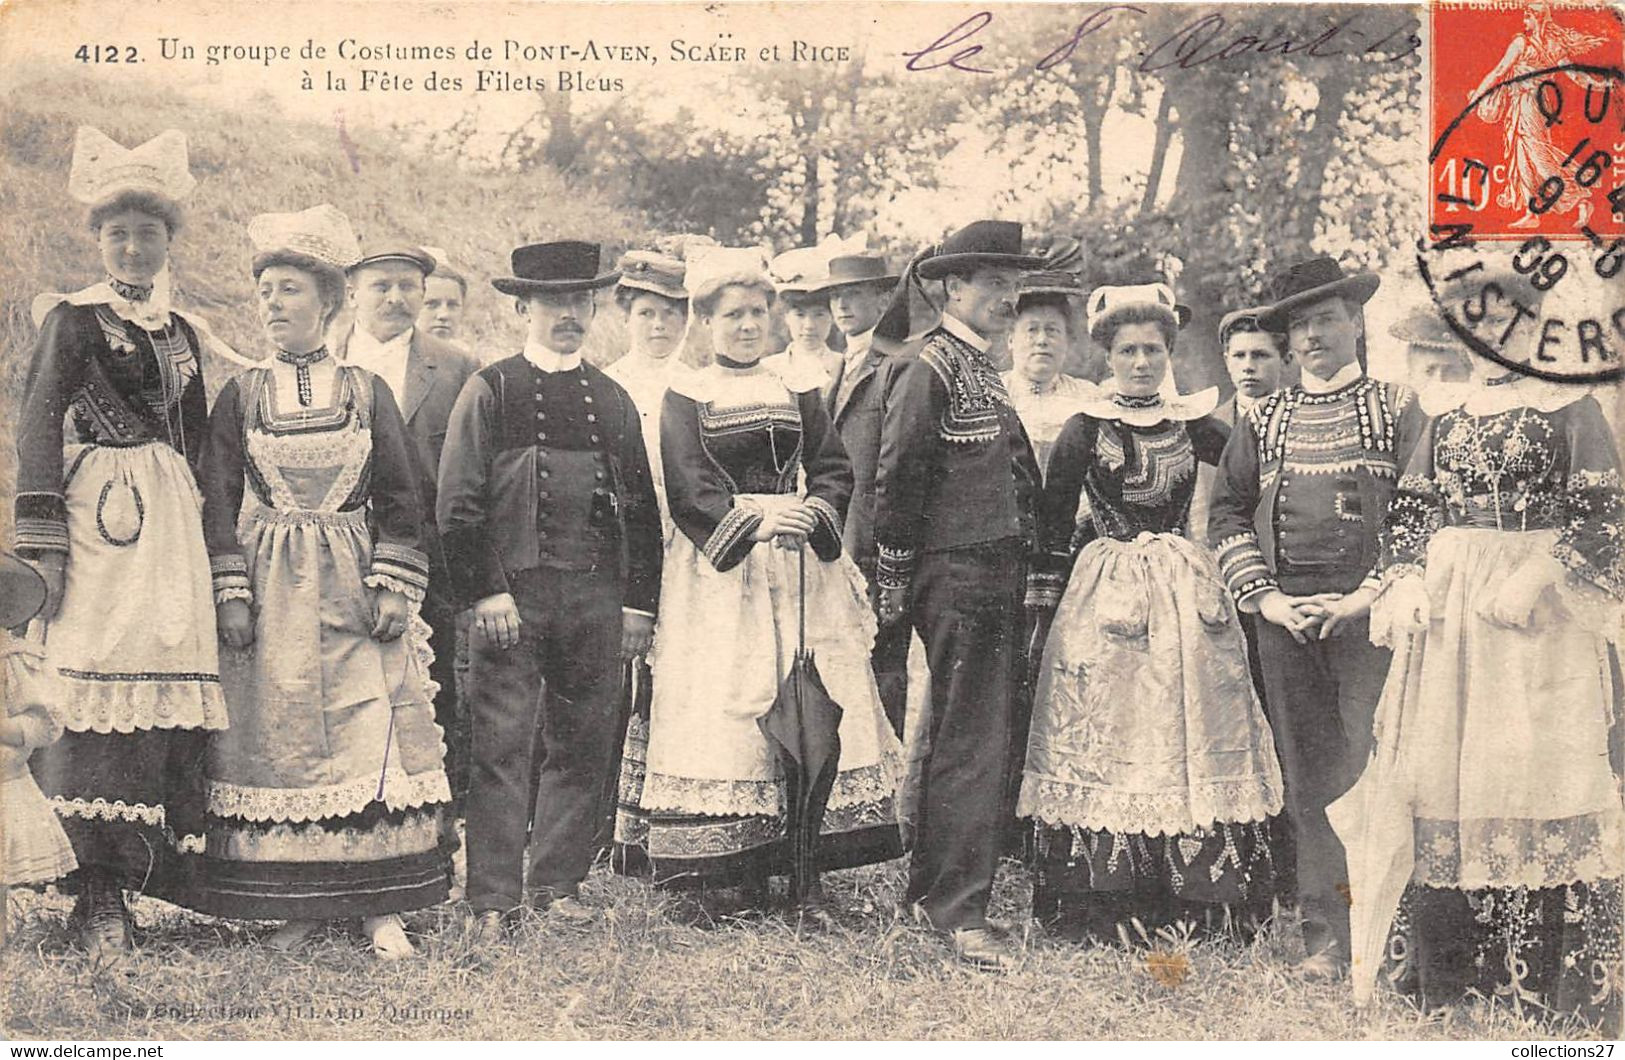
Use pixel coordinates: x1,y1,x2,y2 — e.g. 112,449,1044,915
2,124,1620,1030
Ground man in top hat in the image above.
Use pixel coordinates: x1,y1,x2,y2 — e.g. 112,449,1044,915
437,240,661,942
1207,256,1427,978
336,243,479,807
815,250,915,737
1000,271,1094,479
873,220,1046,970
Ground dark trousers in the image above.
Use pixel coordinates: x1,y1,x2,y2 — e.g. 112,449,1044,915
865,570,913,739
904,542,1024,932
422,592,467,811
1254,614,1391,958
465,566,623,912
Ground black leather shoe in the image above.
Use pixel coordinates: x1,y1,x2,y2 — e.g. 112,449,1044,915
949,927,1021,971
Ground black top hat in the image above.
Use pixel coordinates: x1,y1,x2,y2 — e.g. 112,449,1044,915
826,253,900,289
492,241,621,296
349,243,438,276
1260,257,1380,330
0,550,48,629
916,221,1047,280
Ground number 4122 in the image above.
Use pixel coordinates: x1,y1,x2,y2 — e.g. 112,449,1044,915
75,45,140,63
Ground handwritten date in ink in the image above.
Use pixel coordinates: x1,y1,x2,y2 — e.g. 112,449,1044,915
902,6,1420,75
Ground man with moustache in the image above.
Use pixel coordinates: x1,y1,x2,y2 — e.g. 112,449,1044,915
436,241,661,945
1207,258,1427,980
873,220,1045,970
821,251,912,736
336,244,478,807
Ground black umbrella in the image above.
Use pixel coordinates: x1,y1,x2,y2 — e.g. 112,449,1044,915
757,545,844,905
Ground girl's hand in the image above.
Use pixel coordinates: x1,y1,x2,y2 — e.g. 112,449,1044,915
752,507,815,543
218,599,255,649
371,589,409,642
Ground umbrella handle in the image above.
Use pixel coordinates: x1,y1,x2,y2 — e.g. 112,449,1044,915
798,542,806,659
376,707,396,802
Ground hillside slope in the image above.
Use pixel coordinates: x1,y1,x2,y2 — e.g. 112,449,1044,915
0,73,654,521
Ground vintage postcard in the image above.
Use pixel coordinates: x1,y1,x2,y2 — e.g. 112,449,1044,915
0,0,1621,1044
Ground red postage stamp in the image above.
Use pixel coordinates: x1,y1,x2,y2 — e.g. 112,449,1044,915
1430,0,1625,241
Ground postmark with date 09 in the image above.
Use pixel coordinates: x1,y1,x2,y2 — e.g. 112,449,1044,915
1423,1,1624,385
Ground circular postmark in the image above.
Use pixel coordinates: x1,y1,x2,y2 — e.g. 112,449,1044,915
1422,61,1624,385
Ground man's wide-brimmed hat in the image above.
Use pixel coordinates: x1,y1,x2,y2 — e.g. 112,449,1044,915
492,241,621,296
0,549,48,629
247,204,363,272
616,250,688,300
69,126,196,208
825,253,900,290
916,220,1047,280
1260,256,1380,330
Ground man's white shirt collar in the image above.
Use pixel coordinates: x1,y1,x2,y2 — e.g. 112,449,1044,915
349,325,412,360
524,341,582,373
940,313,990,353
844,328,876,366
1300,360,1363,395
345,325,413,399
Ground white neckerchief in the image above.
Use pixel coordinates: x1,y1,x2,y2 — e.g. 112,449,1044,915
523,340,582,373
1299,360,1364,395
1234,392,1260,416
345,325,413,400
940,313,991,353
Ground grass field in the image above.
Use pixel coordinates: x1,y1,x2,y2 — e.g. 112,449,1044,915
3,854,1607,1042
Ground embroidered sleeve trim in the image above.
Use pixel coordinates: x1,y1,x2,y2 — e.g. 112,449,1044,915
364,572,427,604
370,543,431,600
806,495,843,546
1026,570,1066,609
1216,532,1276,603
15,516,70,553
703,502,762,570
876,544,917,591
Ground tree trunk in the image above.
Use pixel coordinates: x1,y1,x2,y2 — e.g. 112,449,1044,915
1162,71,1236,393
1286,66,1355,257
801,151,820,245
542,92,578,171
1080,75,1112,209
1139,85,1175,217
